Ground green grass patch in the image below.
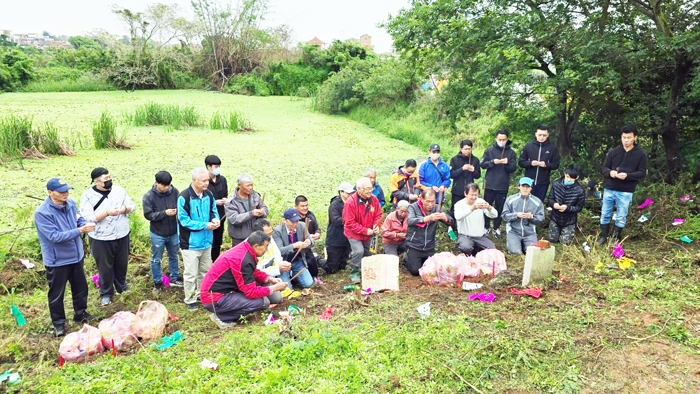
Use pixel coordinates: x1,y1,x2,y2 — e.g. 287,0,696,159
20,73,115,93
0,115,72,163
92,110,129,149
209,110,252,132
125,101,202,129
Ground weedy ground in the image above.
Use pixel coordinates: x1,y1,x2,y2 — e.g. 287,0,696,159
0,91,699,393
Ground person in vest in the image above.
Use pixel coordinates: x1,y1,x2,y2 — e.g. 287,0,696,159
547,168,586,245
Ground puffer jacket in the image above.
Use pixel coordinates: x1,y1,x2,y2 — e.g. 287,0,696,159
518,140,560,185
547,179,585,227
405,199,452,251
502,193,545,238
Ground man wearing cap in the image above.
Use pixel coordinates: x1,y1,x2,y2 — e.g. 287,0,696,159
405,189,453,276
389,159,421,206
325,182,354,274
272,209,314,294
454,183,498,255
225,173,268,246
35,178,96,336
518,126,560,203
205,155,229,261
143,170,183,295
343,177,383,283
502,177,545,255
418,143,451,204
481,130,518,239
80,168,135,306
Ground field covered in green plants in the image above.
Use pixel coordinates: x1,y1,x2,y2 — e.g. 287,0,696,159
1,91,699,393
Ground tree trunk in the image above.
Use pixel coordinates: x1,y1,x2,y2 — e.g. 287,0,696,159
557,92,573,159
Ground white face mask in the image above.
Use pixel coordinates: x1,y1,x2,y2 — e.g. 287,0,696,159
496,140,507,148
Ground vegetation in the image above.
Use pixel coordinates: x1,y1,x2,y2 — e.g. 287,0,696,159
209,110,251,131
92,110,128,149
0,115,72,163
125,102,201,129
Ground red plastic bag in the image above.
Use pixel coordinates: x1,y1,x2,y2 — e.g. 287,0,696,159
59,324,104,362
475,249,507,276
135,301,169,340
99,311,138,351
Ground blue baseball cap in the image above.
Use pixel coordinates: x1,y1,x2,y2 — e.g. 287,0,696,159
47,178,73,192
283,208,301,222
519,177,534,187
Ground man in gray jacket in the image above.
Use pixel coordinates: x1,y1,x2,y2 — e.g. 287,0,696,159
404,189,453,276
272,209,314,293
225,174,268,246
502,177,545,255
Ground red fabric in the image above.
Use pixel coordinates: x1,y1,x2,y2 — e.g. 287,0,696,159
343,193,382,241
381,210,407,245
200,242,270,304
510,287,542,299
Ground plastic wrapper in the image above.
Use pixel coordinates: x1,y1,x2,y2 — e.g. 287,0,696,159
134,301,169,340
420,252,480,285
475,249,507,276
98,311,138,351
58,324,104,362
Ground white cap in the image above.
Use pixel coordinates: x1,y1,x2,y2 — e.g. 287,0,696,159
337,181,354,194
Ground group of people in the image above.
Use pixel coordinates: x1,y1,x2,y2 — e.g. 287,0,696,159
34,125,647,334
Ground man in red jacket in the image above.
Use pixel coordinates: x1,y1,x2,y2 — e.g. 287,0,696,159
200,231,287,329
343,177,383,283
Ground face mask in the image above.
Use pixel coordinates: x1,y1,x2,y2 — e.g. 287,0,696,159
103,180,113,189
564,180,575,186
496,140,507,148
212,168,221,176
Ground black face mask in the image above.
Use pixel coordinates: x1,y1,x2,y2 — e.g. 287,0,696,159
103,180,113,190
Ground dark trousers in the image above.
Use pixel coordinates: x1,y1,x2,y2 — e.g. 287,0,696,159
305,251,319,278
89,235,129,297
203,289,282,323
211,217,226,261
231,237,245,247
483,189,507,230
325,244,351,273
404,247,435,276
532,183,550,204
46,260,88,326
449,193,465,228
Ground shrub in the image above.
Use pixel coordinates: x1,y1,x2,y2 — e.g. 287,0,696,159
20,72,115,92
93,111,129,149
125,102,201,129
0,48,34,91
359,59,416,105
227,73,271,96
267,62,327,96
315,66,367,114
209,110,252,132
0,115,72,162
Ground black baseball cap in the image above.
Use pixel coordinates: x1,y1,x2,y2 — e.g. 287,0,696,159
429,143,440,152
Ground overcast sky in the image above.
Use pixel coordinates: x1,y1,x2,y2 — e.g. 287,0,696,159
0,0,410,53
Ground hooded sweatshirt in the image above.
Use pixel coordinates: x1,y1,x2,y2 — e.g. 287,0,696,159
143,184,179,236
502,193,545,238
481,141,517,191
326,195,349,247
449,153,481,197
601,144,648,193
518,140,560,185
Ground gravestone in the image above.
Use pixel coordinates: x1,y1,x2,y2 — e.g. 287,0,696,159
362,254,399,292
522,245,556,287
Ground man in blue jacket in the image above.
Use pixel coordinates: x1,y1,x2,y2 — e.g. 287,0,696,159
419,143,451,204
178,167,220,310
35,178,96,337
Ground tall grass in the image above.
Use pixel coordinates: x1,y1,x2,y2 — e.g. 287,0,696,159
20,74,115,93
0,115,72,163
125,102,201,130
209,110,252,132
93,111,129,149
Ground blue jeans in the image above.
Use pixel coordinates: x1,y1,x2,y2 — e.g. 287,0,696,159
600,189,634,228
149,232,180,283
280,259,313,289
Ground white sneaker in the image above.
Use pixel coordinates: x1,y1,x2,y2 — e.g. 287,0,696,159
494,229,503,239
210,313,237,329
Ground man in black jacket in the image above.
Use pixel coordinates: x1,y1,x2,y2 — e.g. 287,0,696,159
206,155,228,261
143,171,183,293
480,130,517,239
598,125,648,245
449,139,481,219
324,182,354,273
547,168,585,245
518,125,560,203
404,189,453,276
295,195,325,285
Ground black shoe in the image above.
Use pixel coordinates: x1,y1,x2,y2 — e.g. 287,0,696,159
153,281,163,296
117,285,130,294
73,312,95,324
610,225,624,243
597,224,610,246
186,302,198,311
170,278,184,287
54,324,66,337
494,229,503,239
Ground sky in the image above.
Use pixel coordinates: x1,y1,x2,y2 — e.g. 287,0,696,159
0,0,410,53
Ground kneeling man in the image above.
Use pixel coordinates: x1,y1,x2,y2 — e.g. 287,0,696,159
454,183,498,255
502,177,545,254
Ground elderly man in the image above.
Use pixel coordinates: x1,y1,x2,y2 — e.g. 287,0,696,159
252,219,291,278
404,189,452,276
502,177,545,255
143,171,182,295
200,231,287,329
365,169,386,208
178,167,220,310
35,178,96,337
205,155,229,261
343,177,383,283
381,200,409,256
225,173,268,246
389,159,421,206
518,126,561,203
273,209,315,295
325,182,354,274
294,195,325,285
454,183,498,255
418,143,451,204
80,167,135,306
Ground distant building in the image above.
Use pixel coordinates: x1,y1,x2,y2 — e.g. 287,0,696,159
360,34,372,48
307,36,325,48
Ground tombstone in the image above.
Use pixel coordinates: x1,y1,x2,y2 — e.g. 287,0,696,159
361,254,399,292
522,245,556,287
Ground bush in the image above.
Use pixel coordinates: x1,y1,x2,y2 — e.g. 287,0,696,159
267,62,327,96
359,59,416,105
209,110,252,132
315,66,368,114
0,115,72,162
93,111,128,149
227,73,271,96
125,102,201,129
20,72,115,92
0,48,34,91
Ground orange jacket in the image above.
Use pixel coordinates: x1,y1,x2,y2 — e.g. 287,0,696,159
389,166,421,204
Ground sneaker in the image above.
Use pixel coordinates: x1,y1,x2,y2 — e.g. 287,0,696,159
209,313,237,329
494,229,503,239
73,312,95,324
53,323,66,337
100,295,112,306
152,282,163,296
314,277,326,286
169,278,184,288
186,302,198,311
117,285,130,294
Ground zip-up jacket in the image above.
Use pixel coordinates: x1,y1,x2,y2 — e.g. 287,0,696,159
298,210,320,235
601,144,648,193
502,193,545,238
79,185,135,241
405,199,453,251
34,197,86,267
200,241,270,305
449,153,481,197
373,183,386,208
343,193,382,242
481,141,518,191
381,210,408,245
256,237,283,277
518,140,560,185
326,195,350,247
548,179,586,227
390,166,421,205
208,175,228,221
177,185,219,250
142,184,179,237
454,198,498,238
419,158,451,193
272,222,314,267
224,188,268,240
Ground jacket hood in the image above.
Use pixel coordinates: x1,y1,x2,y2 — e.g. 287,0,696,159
151,184,173,196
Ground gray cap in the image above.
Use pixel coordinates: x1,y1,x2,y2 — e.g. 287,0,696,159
337,181,354,194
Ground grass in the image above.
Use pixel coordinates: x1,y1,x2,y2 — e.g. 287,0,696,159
0,115,73,164
20,74,116,93
125,101,202,130
0,90,698,392
92,110,129,150
209,110,252,132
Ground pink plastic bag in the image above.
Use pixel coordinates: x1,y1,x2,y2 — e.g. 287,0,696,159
59,324,104,362
420,252,463,285
456,254,481,278
475,249,507,276
99,311,138,351
134,301,169,340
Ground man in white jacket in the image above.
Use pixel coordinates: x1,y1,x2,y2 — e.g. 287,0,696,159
454,183,498,255
252,219,291,278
